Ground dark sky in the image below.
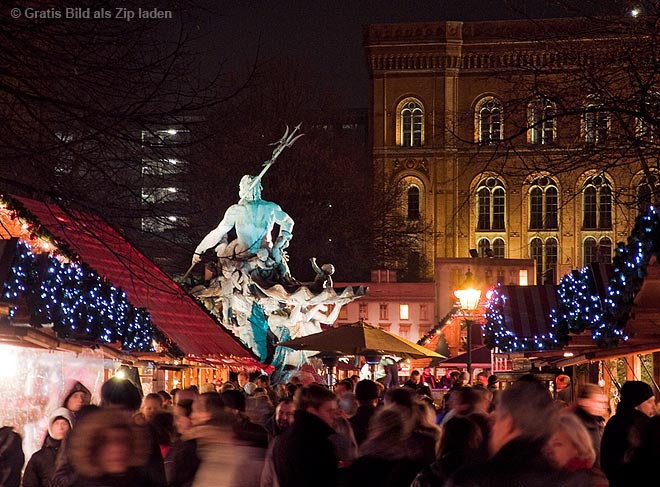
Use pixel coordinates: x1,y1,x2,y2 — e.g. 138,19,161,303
195,1,624,108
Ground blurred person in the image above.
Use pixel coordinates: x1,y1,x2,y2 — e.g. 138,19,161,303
243,382,258,396
150,410,175,459
345,407,424,487
573,383,608,467
198,383,216,395
334,379,354,398
452,371,470,390
438,370,456,390
157,391,173,409
600,380,656,487
411,415,486,487
330,413,358,471
67,408,151,487
474,371,489,389
544,412,609,486
221,390,269,448
619,414,660,484
556,374,573,404
420,367,436,389
444,375,584,487
440,386,484,426
164,399,198,487
22,408,73,487
219,382,235,393
61,381,92,423
237,371,250,393
403,369,422,391
337,392,357,418
260,399,295,487
272,383,339,487
169,389,181,405
0,425,24,487
246,391,275,429
136,393,164,425
349,380,380,446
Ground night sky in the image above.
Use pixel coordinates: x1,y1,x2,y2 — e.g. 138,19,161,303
196,0,624,108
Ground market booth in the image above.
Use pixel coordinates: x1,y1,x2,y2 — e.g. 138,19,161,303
0,194,262,458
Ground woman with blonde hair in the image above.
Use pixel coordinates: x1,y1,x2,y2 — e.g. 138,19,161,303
544,412,609,486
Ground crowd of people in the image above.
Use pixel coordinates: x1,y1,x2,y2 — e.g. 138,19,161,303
1,367,659,487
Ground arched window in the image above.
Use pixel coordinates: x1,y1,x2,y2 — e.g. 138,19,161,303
545,238,558,284
492,238,505,258
400,100,423,147
583,101,609,144
528,99,555,145
599,237,612,263
531,238,543,284
476,97,503,144
477,177,506,231
529,177,558,230
582,175,612,230
583,237,598,266
407,186,420,220
478,238,491,257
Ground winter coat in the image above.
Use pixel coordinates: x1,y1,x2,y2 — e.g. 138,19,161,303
22,436,62,487
348,404,376,446
163,438,199,487
345,455,424,487
573,405,605,467
0,426,24,487
272,410,338,487
69,468,152,487
444,437,586,487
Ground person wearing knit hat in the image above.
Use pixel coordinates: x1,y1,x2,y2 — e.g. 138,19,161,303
600,380,656,487
22,407,73,487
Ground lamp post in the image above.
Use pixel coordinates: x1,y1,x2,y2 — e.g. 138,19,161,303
453,268,482,383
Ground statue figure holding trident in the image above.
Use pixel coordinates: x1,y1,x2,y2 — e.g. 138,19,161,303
190,125,303,285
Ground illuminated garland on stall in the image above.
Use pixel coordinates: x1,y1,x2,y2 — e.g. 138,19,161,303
484,207,660,352
417,306,459,347
3,240,176,353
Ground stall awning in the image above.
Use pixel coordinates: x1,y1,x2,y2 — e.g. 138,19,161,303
7,195,259,363
500,284,558,338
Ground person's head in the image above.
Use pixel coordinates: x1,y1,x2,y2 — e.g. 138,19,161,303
360,407,412,458
255,375,270,389
555,374,570,391
384,386,415,410
439,415,484,458
544,412,596,468
173,399,194,434
618,380,656,417
63,382,91,413
335,379,354,397
239,175,262,201
489,376,558,456
476,372,489,387
487,374,499,388
422,367,432,376
576,383,609,418
237,371,250,388
199,383,216,394
192,392,226,425
68,409,148,477
140,393,163,422
275,398,295,431
294,383,339,428
355,379,380,406
457,371,470,386
157,390,172,408
100,377,142,412
409,370,421,384
221,389,246,413
48,407,73,441
243,382,257,396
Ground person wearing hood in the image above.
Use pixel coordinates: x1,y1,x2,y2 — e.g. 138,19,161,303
61,382,92,422
600,380,656,487
23,407,73,487
0,425,24,487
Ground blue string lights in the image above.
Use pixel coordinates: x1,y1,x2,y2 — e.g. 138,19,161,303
484,207,659,353
3,240,172,352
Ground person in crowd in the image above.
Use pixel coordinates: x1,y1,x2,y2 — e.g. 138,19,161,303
452,371,470,389
438,370,456,390
0,424,23,487
474,371,489,389
51,376,166,487
198,383,216,395
272,383,339,487
158,391,173,409
330,411,358,472
334,379,354,398
164,399,198,487
61,381,92,423
67,408,151,487
255,375,278,405
440,386,484,426
221,389,269,448
23,407,73,487
237,371,250,394
556,374,573,404
345,407,425,487
411,414,486,487
572,383,608,467
618,414,660,484
150,410,176,460
337,391,358,419
403,370,422,391
136,393,165,425
443,375,584,487
349,380,380,446
544,412,609,486
420,367,436,389
600,380,656,487
260,398,295,487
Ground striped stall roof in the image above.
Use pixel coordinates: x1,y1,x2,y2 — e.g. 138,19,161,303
500,284,558,338
10,195,260,362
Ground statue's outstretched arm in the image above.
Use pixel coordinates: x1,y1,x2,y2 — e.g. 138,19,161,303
192,210,235,265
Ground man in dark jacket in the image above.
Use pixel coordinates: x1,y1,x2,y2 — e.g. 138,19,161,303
348,380,380,446
272,383,339,487
0,426,24,487
444,375,584,487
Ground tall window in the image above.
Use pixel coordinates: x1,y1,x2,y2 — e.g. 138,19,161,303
530,237,557,284
582,175,612,230
583,103,609,144
379,304,389,321
477,238,505,257
529,178,558,230
492,238,505,258
528,99,555,145
477,178,505,231
599,237,612,263
583,237,598,266
477,97,503,144
407,186,420,220
359,303,368,320
400,100,423,147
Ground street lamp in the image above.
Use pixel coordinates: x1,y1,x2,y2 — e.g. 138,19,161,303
453,268,482,383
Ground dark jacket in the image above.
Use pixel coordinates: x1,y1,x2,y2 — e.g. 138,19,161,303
600,406,650,487
69,468,152,487
573,406,605,467
0,427,24,487
444,438,585,487
348,404,377,446
272,410,338,487
345,455,423,487
22,436,62,487
163,438,199,487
